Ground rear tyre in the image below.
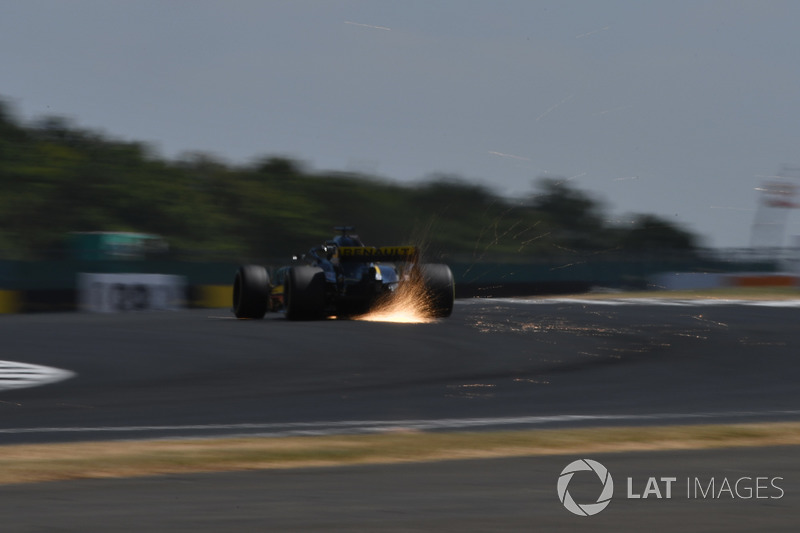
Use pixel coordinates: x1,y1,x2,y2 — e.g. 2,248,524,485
420,263,455,318
233,265,270,319
285,265,326,320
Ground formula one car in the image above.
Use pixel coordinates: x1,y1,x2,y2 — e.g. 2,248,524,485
232,227,455,320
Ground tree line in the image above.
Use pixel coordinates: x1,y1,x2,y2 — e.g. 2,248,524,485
0,99,698,261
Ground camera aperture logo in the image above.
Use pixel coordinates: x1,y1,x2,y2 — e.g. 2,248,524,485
557,459,614,516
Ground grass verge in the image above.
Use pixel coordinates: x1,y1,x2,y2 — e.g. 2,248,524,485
2,422,800,485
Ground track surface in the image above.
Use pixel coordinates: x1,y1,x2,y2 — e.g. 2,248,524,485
2,300,800,531
1,300,800,442
1,447,798,532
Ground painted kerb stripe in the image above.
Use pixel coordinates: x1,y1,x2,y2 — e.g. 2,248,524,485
195,285,233,308
0,290,21,314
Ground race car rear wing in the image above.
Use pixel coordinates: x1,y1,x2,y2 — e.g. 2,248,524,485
337,246,418,263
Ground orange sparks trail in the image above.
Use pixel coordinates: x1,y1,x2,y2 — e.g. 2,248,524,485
355,278,436,324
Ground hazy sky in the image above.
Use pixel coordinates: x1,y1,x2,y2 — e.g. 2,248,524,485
3,0,800,247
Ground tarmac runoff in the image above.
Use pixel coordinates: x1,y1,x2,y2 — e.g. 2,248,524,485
3,296,800,486
510,286,800,305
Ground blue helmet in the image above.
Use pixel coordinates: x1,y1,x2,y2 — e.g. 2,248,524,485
333,234,364,247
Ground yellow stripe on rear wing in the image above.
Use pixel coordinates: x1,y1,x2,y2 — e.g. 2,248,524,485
337,246,418,262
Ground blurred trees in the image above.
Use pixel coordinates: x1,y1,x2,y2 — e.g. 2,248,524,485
620,214,698,251
0,100,699,260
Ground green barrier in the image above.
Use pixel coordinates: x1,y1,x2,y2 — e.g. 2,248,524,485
0,260,238,291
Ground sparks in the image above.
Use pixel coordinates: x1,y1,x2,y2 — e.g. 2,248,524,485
488,150,531,162
344,21,391,31
355,275,436,324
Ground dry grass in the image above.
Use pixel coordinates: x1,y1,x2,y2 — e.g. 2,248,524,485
2,422,800,486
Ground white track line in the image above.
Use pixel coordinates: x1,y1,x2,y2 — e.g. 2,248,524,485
2,410,800,438
0,360,75,391
460,298,800,307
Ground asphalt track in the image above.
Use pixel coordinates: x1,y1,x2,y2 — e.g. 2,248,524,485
1,447,799,531
2,300,800,442
2,299,800,530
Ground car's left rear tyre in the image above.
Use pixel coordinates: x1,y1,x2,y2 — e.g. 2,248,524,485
285,265,326,320
233,265,270,319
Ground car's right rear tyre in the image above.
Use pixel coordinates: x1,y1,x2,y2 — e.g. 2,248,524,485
285,265,326,320
233,265,270,319
419,263,455,318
